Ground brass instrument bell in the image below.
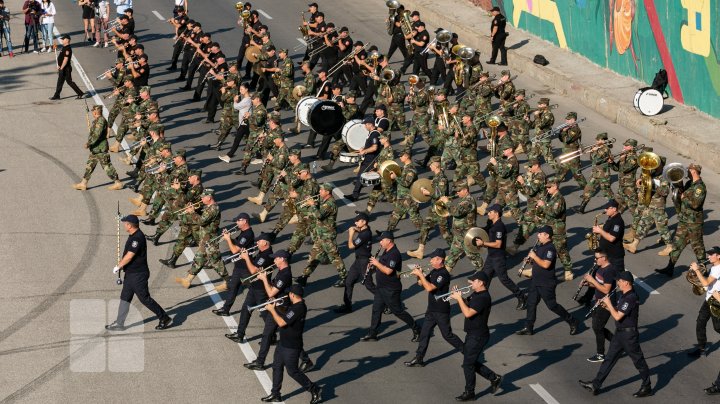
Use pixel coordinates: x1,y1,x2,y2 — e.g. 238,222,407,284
638,151,661,205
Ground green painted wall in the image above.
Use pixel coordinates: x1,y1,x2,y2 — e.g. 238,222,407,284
495,0,720,119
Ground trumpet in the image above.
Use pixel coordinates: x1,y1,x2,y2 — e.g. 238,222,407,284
397,264,431,278
435,285,472,302
241,264,278,284
172,201,202,215
223,245,260,263
248,295,287,312
96,62,133,80
206,224,240,247
557,138,616,164
296,194,321,208
585,286,619,319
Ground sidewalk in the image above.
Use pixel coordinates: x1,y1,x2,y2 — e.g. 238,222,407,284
403,0,720,172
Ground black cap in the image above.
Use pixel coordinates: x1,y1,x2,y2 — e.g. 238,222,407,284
355,212,369,222
379,231,394,241
605,199,620,209
340,26,349,33
271,249,290,259
59,34,70,40
487,204,502,214
290,284,304,297
375,104,387,112
308,2,318,7
363,117,375,125
410,11,420,17
121,215,139,225
468,271,489,283
538,225,553,237
428,248,446,260
316,11,324,17
706,247,720,255
497,123,508,132
617,271,634,283
234,212,250,221
491,6,501,12
256,232,272,242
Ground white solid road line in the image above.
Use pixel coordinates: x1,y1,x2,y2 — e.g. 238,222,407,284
634,278,660,295
257,9,273,20
152,10,165,21
333,188,356,207
297,38,307,46
529,383,560,404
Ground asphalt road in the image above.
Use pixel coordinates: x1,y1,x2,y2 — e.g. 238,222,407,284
1,0,719,403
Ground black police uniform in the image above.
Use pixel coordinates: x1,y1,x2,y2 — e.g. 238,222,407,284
367,245,418,337
351,129,380,199
183,38,208,90
219,228,255,312
349,48,368,95
133,61,150,88
488,12,507,65
205,60,228,121
334,35,354,85
301,11,318,61
232,247,273,339
461,290,499,393
114,228,168,326
591,288,651,391
169,14,189,69
523,240,577,333
308,20,327,70
270,300,318,396
386,16,408,61
178,28,198,80
341,226,375,309
600,213,625,271
400,26,431,77
256,266,292,365
590,263,617,356
52,42,84,99
482,218,524,303
414,267,463,361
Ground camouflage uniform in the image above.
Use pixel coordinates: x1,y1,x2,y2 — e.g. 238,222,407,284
386,161,423,231
495,153,522,223
83,114,119,182
518,164,547,240
154,176,191,240
455,122,487,192
580,135,615,206
528,103,555,167
258,143,289,194
275,56,294,109
147,159,189,220
507,98,531,153
216,84,239,144
495,77,516,110
170,183,204,258
446,189,483,271
114,89,139,143
634,175,672,246
669,177,706,264
107,71,129,126
287,177,320,254
556,119,588,189
187,201,227,279
542,188,573,274
403,86,429,148
471,81,493,130
240,102,268,169
303,191,347,280
266,160,307,216
610,144,638,214
418,164,451,245
366,142,396,211
482,133,513,205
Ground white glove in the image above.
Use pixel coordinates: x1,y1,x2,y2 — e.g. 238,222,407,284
113,266,121,274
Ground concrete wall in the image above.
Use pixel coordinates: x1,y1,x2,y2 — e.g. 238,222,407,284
491,0,720,119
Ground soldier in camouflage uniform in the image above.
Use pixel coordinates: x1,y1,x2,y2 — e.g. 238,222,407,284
624,165,673,255
494,145,522,223
248,135,289,221
470,72,494,130
455,113,487,193
213,75,239,149
366,133,396,213
376,70,406,133
237,93,267,174
512,158,545,245
527,97,555,167
443,180,482,272
402,78,430,149
610,138,639,215
506,89,531,154
130,143,173,217
274,48,294,110
143,149,189,225
108,80,139,152
494,70,516,111
73,106,124,191
175,188,230,291
478,124,513,215
656,163,706,276
385,151,423,232
539,178,574,280
106,61,130,127
439,103,461,170
576,133,615,214
555,112,588,190
286,169,320,254
291,62,316,132
159,169,204,269
260,149,306,227
148,168,202,247
298,183,347,287
408,156,451,259
321,92,360,172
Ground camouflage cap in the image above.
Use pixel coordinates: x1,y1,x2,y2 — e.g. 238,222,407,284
480,71,490,78
596,132,608,140
140,86,151,93
250,92,261,99
379,132,391,140
514,89,525,97
346,90,357,98
454,180,469,190
434,88,447,96
116,58,125,64
545,176,559,185
173,149,186,158
278,48,288,54
148,123,164,134
320,182,335,192
147,107,159,115
623,138,637,147
269,111,281,123
527,157,540,166
429,156,442,164
202,188,215,197
123,76,135,83
158,141,172,151
538,97,550,105
688,163,702,174
565,111,577,120
501,69,510,76
92,105,103,112
289,148,302,157
188,169,202,178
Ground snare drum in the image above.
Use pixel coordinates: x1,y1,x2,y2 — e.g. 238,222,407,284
341,119,369,151
339,152,361,164
360,172,381,187
633,88,663,116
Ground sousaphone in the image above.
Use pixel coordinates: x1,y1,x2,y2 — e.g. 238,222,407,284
464,227,489,254
410,178,433,203
378,160,401,182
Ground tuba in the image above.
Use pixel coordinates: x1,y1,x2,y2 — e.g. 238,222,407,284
663,162,686,210
638,151,661,206
453,46,474,87
386,0,400,35
585,213,603,250
486,115,502,174
686,259,711,296
400,10,415,56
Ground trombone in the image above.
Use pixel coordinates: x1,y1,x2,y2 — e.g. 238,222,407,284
223,245,260,263
119,136,151,152
206,224,240,247
327,43,369,77
96,62,134,80
241,264,277,284
434,285,472,302
296,194,321,208
397,264,431,278
557,138,616,164
609,144,645,161
248,295,287,312
172,201,202,215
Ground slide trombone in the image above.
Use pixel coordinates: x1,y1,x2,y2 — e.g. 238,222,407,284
327,43,369,76
610,144,645,161
435,285,472,302
241,264,277,284
248,295,287,312
421,29,452,55
557,138,616,164
223,245,260,263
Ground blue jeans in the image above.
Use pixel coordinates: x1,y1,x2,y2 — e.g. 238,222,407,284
24,23,38,52
0,25,12,53
41,23,54,47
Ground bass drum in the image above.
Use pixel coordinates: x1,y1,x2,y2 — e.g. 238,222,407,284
296,96,319,127
633,88,663,116
341,119,369,151
295,97,346,135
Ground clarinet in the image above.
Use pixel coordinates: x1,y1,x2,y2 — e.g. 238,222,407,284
517,239,539,277
269,160,291,194
585,286,619,319
572,263,599,301
361,248,384,284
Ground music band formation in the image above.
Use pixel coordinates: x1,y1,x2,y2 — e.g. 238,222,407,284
59,1,720,402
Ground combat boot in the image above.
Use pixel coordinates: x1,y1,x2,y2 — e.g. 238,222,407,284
130,203,147,216
477,201,488,216
215,276,231,292
623,228,635,243
321,160,335,172
108,180,124,190
564,270,574,281
655,258,675,277
248,192,265,205
257,209,269,223
407,244,425,259
146,233,160,246
159,254,179,268
108,142,121,153
624,238,640,254
658,244,672,256
129,196,143,206
366,205,374,214
73,179,88,191
288,214,299,224
175,274,195,289
574,199,589,214
502,210,512,218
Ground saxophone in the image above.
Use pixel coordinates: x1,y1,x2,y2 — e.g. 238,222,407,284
585,213,603,250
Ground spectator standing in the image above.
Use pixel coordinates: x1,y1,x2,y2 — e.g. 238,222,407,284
39,0,55,52
22,0,42,54
0,0,14,57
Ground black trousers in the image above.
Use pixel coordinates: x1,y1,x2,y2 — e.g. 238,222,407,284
170,40,183,67
489,36,508,64
609,256,625,273
185,59,201,88
115,271,166,325
260,74,278,106
342,256,376,307
358,80,378,117
592,328,650,389
351,158,375,198
591,305,614,355
349,70,367,95
317,130,341,159
416,311,464,359
462,332,497,392
193,65,209,99
525,284,573,330
483,256,523,299
53,68,84,98
696,300,720,347
271,345,315,395
227,124,250,157
205,82,221,120
221,267,247,312
236,36,250,72
429,57,446,85
386,36,408,61
257,308,311,364
179,46,193,79
401,51,431,77
369,287,417,334
236,288,267,337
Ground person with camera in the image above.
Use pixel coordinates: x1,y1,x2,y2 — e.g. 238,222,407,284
0,0,14,57
22,0,42,54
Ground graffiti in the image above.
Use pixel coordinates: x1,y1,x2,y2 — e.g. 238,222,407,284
511,0,568,48
680,0,711,57
610,0,634,55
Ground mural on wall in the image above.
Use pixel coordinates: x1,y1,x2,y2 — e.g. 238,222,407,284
497,0,719,119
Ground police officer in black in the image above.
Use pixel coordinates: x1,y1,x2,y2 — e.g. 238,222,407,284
583,250,617,363
167,6,188,70
225,232,272,341
450,271,502,401
361,231,420,341
347,118,380,202
593,199,625,271
404,248,463,367
213,213,256,316
262,285,322,403
335,212,374,314
50,35,86,100
106,215,171,331
486,6,508,66
579,271,652,397
477,204,526,310
516,226,579,336
386,12,408,61
400,21,432,77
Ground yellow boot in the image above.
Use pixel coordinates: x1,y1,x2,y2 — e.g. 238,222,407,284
625,238,640,254
477,201,488,216
125,133,137,142
564,270,574,281
407,244,425,259
73,179,88,191
258,208,269,223
658,244,672,256
130,203,147,216
108,180,124,190
623,228,635,243
215,280,229,292
288,214,299,225
366,205,374,213
109,142,120,153
175,274,195,289
248,192,265,205
502,210,512,218
129,196,143,206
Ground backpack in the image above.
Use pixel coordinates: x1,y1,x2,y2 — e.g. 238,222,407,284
533,54,549,66
650,69,669,99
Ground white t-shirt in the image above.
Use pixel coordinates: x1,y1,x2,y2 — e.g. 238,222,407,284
704,264,720,301
41,2,55,24
174,0,185,6
114,0,132,15
97,0,110,18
